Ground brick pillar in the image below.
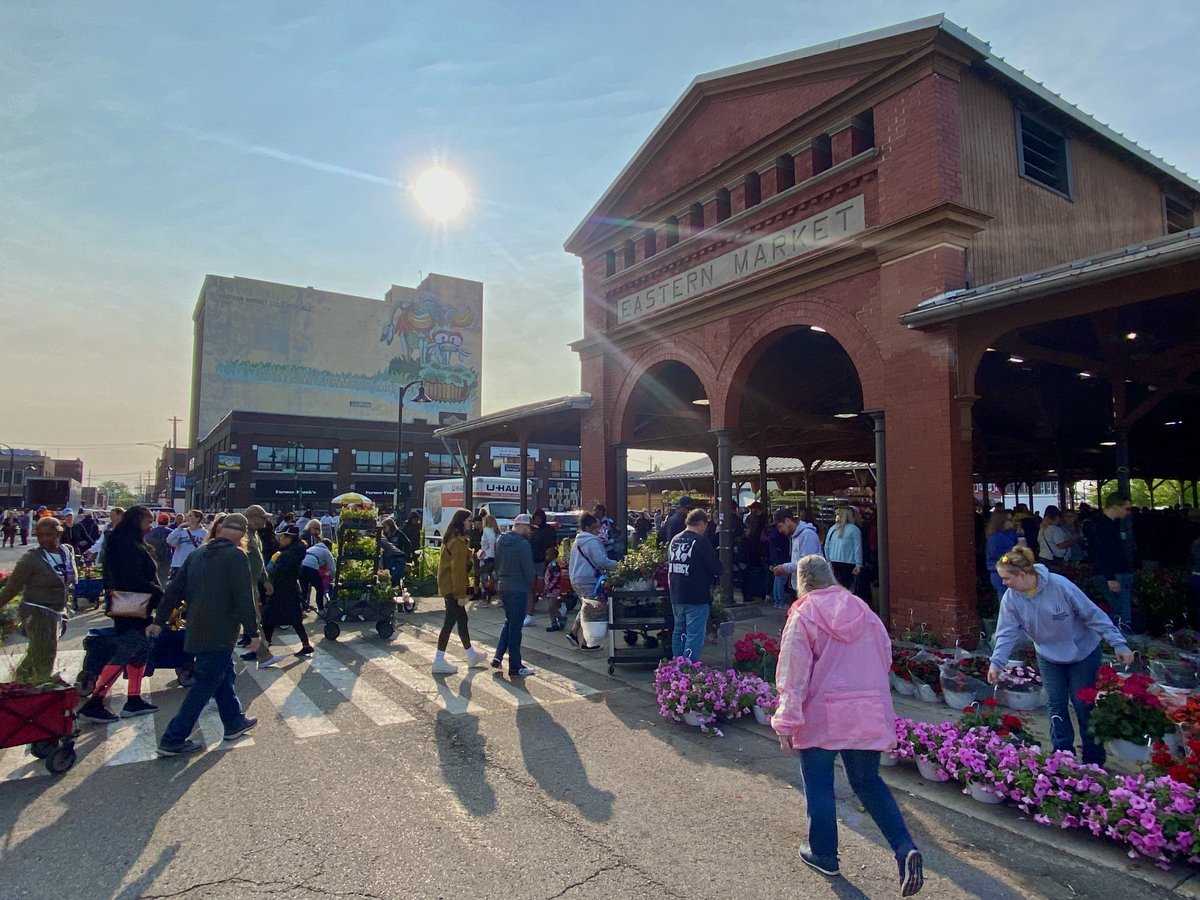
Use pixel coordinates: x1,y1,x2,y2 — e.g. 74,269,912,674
701,189,730,229
831,115,873,165
759,155,795,199
678,203,704,241
877,244,978,646
792,135,831,183
728,173,761,215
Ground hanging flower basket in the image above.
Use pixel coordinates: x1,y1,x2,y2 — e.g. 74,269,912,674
1002,688,1044,710
880,751,900,767
967,781,1005,804
889,672,916,695
916,755,949,782
1108,739,1152,762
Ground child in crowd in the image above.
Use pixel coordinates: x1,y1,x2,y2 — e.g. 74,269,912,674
543,546,567,632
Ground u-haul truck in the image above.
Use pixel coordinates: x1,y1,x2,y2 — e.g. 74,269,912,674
422,477,533,545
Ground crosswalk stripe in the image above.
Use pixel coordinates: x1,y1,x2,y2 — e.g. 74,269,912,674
395,638,530,707
298,647,416,726
198,700,256,751
0,649,85,683
104,688,159,768
407,624,602,701
244,662,340,739
341,638,484,716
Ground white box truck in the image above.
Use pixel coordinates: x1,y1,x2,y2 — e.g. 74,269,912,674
422,477,534,545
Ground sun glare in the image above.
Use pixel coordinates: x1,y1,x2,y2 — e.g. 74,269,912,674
413,167,468,221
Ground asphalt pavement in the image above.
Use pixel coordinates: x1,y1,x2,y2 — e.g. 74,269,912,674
0,543,1196,898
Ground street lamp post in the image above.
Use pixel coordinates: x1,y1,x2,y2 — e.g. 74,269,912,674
288,441,304,514
394,380,431,515
0,444,14,509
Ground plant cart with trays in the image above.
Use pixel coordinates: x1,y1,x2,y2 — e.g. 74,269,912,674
322,509,398,641
0,682,79,775
607,588,673,675
72,561,105,612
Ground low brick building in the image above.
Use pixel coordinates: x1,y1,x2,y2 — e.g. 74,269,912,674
563,16,1200,642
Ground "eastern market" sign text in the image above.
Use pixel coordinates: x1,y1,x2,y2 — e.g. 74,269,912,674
615,194,866,324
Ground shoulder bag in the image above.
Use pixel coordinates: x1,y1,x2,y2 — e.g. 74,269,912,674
108,590,153,619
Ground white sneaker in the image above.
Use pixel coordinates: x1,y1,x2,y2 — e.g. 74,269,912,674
465,648,488,668
522,615,536,627
514,667,536,677
431,658,458,675
258,654,286,669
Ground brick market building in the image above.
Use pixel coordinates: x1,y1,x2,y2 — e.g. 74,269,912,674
561,15,1200,643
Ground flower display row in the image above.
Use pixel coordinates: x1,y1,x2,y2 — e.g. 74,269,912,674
893,705,1200,869
654,657,778,735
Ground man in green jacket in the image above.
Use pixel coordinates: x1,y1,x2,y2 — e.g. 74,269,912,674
149,513,261,756
0,517,74,683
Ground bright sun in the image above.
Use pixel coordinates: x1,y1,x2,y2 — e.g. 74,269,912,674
413,167,468,221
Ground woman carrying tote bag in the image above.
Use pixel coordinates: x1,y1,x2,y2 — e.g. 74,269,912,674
79,504,163,724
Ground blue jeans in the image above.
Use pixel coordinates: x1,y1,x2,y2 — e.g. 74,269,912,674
1039,643,1105,766
670,603,709,662
493,590,527,673
799,748,916,863
160,649,247,748
773,574,789,605
1094,572,1133,631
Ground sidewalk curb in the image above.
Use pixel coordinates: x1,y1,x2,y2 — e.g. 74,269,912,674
404,598,1200,894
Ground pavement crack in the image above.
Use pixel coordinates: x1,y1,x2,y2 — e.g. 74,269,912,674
544,863,623,899
138,877,381,899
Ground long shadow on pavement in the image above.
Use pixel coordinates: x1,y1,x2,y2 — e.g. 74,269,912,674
514,694,615,823
434,669,496,817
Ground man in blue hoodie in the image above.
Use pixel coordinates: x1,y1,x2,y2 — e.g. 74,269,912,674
491,513,537,677
772,508,823,597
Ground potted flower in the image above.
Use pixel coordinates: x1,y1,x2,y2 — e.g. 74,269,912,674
1000,663,1044,711
726,672,760,721
751,677,778,727
734,632,780,683
937,726,1008,804
652,658,731,732
1079,665,1174,761
907,720,958,781
889,645,917,696
882,717,914,766
610,536,665,591
957,697,1036,745
939,655,991,710
905,655,944,703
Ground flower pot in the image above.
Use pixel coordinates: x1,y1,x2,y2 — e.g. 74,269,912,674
1107,739,1151,762
879,752,899,767
889,673,916,696
753,705,773,727
1163,732,1184,756
1001,688,1044,711
579,618,608,647
967,781,1004,804
943,688,976,711
913,682,940,704
682,711,708,727
915,756,949,782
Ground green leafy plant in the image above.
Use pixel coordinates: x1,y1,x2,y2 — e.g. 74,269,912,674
611,535,665,586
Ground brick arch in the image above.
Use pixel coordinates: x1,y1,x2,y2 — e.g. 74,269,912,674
611,337,720,444
714,298,884,430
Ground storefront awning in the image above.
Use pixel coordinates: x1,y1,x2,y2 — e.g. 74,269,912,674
433,394,593,448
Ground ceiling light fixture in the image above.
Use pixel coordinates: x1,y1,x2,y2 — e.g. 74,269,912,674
1125,332,1138,340
1008,355,1024,364
1078,371,1092,378
809,325,827,333
1165,420,1183,426
833,412,858,419
986,347,997,352
691,398,710,406
1100,440,1117,447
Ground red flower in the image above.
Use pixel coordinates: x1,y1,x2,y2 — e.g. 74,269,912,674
981,697,998,708
1001,714,1023,729
996,727,1010,736
1076,687,1098,705
1169,765,1196,787
962,706,974,714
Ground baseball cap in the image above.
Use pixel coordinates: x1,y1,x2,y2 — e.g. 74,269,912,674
157,512,171,525
61,507,74,516
512,514,532,526
244,504,269,518
773,508,796,523
677,496,693,508
222,513,250,531
275,523,301,537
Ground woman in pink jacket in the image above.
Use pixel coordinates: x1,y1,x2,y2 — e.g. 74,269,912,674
772,555,923,896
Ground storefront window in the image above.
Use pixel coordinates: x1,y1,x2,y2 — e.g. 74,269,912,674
352,450,410,473
550,458,580,478
427,453,457,476
255,446,334,472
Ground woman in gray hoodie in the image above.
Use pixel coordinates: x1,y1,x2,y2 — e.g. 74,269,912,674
988,545,1134,766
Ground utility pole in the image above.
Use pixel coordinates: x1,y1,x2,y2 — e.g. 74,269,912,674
168,415,182,511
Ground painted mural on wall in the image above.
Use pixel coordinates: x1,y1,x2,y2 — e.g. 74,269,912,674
196,273,483,440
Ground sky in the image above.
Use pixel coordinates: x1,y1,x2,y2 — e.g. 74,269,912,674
2,0,1199,485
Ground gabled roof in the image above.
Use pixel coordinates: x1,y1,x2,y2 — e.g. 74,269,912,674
565,14,1200,255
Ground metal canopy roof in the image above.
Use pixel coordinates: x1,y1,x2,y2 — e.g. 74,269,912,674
639,456,870,483
433,394,593,447
901,229,1200,327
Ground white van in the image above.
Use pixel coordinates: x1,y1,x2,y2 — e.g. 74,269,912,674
422,477,533,545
